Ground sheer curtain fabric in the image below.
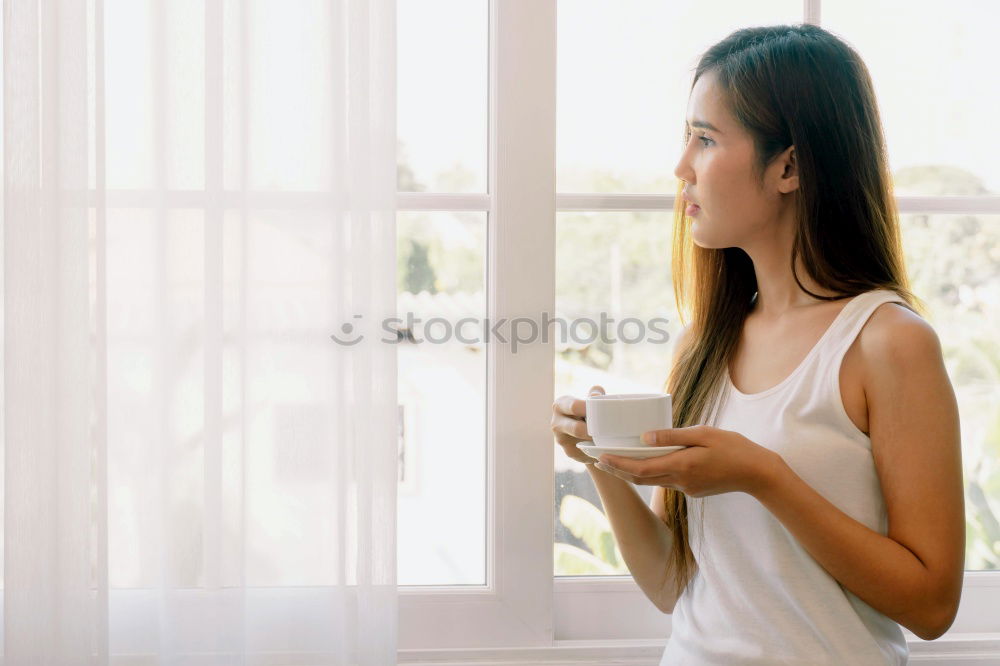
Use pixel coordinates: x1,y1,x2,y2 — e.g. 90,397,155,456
2,0,398,662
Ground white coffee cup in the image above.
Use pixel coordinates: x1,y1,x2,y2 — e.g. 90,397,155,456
585,392,672,447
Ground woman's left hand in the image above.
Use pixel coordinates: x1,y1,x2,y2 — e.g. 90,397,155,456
595,425,781,498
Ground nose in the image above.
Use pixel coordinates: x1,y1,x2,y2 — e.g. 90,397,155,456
674,142,695,185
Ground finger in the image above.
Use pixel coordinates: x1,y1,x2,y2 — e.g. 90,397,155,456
576,385,605,419
625,473,677,486
557,415,589,440
566,386,604,418
595,465,672,486
641,424,708,447
599,454,648,476
594,463,632,482
600,453,681,480
554,394,585,418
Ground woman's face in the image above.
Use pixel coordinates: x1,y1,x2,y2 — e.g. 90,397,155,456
673,70,797,249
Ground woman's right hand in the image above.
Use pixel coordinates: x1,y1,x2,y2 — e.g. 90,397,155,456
550,385,605,465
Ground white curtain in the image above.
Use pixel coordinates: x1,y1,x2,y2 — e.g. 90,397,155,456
2,0,398,663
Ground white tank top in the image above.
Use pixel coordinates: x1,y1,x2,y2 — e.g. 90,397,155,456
659,288,914,666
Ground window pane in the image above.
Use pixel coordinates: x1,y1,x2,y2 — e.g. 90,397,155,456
557,0,803,194
900,213,1000,571
823,2,1000,195
396,212,487,585
553,211,679,576
397,0,488,193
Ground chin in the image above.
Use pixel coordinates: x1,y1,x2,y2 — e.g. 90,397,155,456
690,217,737,250
690,222,723,249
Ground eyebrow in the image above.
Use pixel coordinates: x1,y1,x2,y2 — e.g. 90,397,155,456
686,119,722,134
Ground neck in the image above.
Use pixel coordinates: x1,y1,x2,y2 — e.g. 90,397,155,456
740,215,843,318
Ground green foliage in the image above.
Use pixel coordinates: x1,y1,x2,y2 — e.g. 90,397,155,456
961,367,1000,570
554,542,621,575
554,494,627,575
398,238,437,294
397,212,484,295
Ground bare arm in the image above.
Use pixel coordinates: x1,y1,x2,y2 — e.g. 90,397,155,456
752,305,964,640
587,464,677,612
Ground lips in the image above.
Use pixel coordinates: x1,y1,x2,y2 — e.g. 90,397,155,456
682,192,701,216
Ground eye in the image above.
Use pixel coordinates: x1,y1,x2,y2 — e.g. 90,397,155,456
683,128,713,147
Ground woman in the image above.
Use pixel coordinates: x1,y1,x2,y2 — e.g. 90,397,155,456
550,24,964,665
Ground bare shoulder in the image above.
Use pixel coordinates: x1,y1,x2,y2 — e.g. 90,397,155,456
853,299,955,444
856,301,942,378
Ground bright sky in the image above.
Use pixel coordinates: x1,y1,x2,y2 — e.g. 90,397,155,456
398,0,1000,195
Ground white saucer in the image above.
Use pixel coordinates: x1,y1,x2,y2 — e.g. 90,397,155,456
578,444,687,461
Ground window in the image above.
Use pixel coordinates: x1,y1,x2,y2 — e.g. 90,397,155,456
397,0,1000,660
396,211,487,586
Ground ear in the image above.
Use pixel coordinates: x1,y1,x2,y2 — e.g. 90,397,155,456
776,144,799,194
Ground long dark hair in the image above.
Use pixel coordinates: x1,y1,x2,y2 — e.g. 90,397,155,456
660,23,926,602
